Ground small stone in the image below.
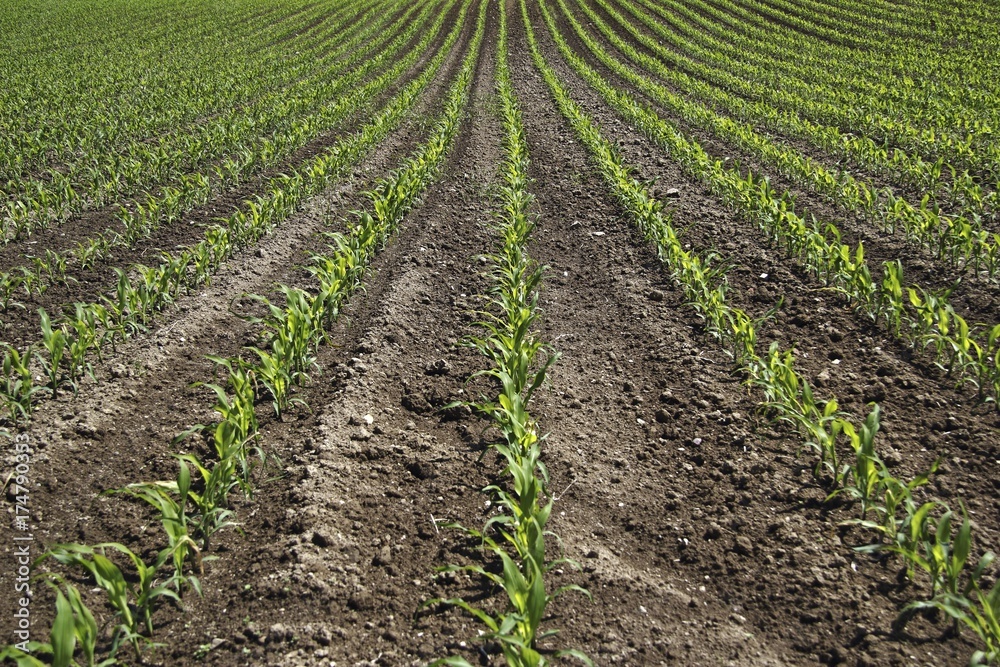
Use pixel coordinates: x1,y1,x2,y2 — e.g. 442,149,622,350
267,623,290,644
374,545,392,566
733,536,754,556
664,188,680,198
75,423,99,439
347,591,373,611
406,460,436,480
883,448,902,466
350,427,372,441
659,391,681,405
425,359,451,376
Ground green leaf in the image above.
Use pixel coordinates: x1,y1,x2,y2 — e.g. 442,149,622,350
51,590,76,667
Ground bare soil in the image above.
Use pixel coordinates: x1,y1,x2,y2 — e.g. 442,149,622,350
2,1,998,667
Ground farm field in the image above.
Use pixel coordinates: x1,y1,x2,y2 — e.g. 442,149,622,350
1,0,999,665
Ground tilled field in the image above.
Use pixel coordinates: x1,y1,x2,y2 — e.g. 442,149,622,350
2,0,999,666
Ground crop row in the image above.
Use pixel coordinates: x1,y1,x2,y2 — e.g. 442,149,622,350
589,0,999,219
0,0,339,184
701,0,1000,161
0,0,419,243
536,0,1000,414
0,0,447,306
522,3,1000,663
0,0,470,426
428,4,589,664
559,0,1000,282
0,1,485,663
628,0,995,122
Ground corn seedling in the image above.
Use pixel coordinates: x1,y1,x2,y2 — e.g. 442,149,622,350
848,459,938,547
187,356,261,492
1,344,42,422
243,287,320,384
62,304,102,392
0,272,25,312
112,459,206,593
74,235,112,271
828,404,883,516
172,453,240,551
247,347,305,420
0,577,109,667
40,543,185,658
959,576,1000,666
36,308,67,396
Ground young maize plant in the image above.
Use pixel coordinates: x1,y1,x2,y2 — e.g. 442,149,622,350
36,309,67,397
111,460,207,593
37,542,190,660
522,3,1000,660
242,286,322,392
0,344,42,422
960,581,1000,666
187,355,263,493
827,404,883,515
0,271,26,312
427,6,590,665
0,578,107,667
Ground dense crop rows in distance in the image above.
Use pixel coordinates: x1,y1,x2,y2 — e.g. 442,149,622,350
0,0,998,665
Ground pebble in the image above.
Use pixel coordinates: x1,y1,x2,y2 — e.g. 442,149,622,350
425,359,451,375
734,536,754,556
267,623,290,644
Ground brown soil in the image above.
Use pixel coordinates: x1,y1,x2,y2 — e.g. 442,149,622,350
1,2,997,667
